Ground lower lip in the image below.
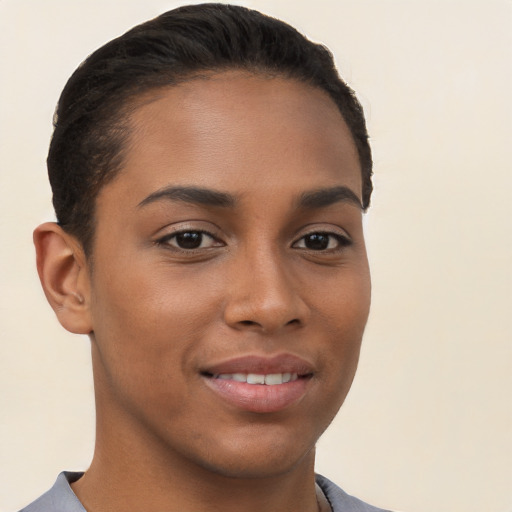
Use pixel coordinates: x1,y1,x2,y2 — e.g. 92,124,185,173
203,376,311,413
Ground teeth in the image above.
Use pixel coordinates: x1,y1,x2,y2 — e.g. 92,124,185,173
213,373,299,385
265,373,283,385
247,373,265,384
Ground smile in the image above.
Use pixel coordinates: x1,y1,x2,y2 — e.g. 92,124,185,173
201,354,314,413
212,372,299,385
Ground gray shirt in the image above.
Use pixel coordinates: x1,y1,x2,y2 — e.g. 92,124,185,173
19,472,391,512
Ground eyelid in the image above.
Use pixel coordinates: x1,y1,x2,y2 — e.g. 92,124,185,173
292,233,351,249
154,222,226,250
159,230,220,246
293,224,352,241
291,225,353,251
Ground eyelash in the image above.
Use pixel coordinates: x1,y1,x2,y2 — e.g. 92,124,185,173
156,229,351,253
156,229,222,251
292,231,352,252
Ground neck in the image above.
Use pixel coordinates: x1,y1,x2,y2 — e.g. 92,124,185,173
72,437,320,512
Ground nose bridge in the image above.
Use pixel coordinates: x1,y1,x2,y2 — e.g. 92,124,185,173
223,240,307,332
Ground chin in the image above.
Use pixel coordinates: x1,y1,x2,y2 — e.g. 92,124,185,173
185,423,318,480
199,449,315,481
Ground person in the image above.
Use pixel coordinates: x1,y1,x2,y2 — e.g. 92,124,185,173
20,3,389,511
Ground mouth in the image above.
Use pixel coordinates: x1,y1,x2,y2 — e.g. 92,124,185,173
203,372,301,385
200,354,314,413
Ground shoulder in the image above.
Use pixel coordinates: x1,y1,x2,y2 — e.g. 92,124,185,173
316,474,393,512
19,472,85,512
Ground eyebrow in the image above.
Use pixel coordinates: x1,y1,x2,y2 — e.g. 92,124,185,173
138,186,236,209
298,186,363,210
137,184,362,211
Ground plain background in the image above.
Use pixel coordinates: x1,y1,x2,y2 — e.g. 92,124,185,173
0,1,510,511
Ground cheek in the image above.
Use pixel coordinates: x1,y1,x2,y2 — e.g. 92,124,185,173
314,265,371,381
315,261,371,332
88,261,222,397
91,256,220,335
295,269,370,443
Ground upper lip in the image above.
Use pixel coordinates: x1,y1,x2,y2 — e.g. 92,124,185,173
201,353,315,376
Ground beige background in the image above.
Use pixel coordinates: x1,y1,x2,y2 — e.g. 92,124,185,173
1,1,510,511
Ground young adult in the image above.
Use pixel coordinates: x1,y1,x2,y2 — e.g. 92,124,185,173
22,4,389,511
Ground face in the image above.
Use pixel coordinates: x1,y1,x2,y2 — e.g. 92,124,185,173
86,72,371,479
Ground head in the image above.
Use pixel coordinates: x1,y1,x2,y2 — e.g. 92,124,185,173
47,3,372,258
35,3,374,489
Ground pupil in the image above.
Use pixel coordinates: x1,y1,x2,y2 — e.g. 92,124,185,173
305,233,329,250
176,232,202,249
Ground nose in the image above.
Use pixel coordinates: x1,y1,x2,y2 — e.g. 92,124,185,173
222,246,310,334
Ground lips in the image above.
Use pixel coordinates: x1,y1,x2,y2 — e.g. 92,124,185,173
214,372,299,385
201,354,314,413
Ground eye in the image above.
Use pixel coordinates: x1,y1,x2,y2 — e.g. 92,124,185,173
158,230,222,250
293,232,351,251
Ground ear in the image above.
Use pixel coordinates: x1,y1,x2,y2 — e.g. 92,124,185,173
34,222,93,334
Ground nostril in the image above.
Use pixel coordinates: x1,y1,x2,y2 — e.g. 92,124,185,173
240,320,258,326
236,318,300,330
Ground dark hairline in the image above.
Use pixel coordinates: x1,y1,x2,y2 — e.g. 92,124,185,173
77,69,367,262
48,4,373,260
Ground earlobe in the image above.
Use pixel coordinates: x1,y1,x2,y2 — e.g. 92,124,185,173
33,222,93,335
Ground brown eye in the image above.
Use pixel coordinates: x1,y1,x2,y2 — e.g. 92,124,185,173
293,232,351,251
174,232,203,249
160,230,221,250
304,233,330,250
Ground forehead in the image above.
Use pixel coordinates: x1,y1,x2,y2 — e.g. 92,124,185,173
99,71,362,207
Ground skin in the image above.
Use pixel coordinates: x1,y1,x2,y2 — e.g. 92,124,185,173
35,71,371,512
